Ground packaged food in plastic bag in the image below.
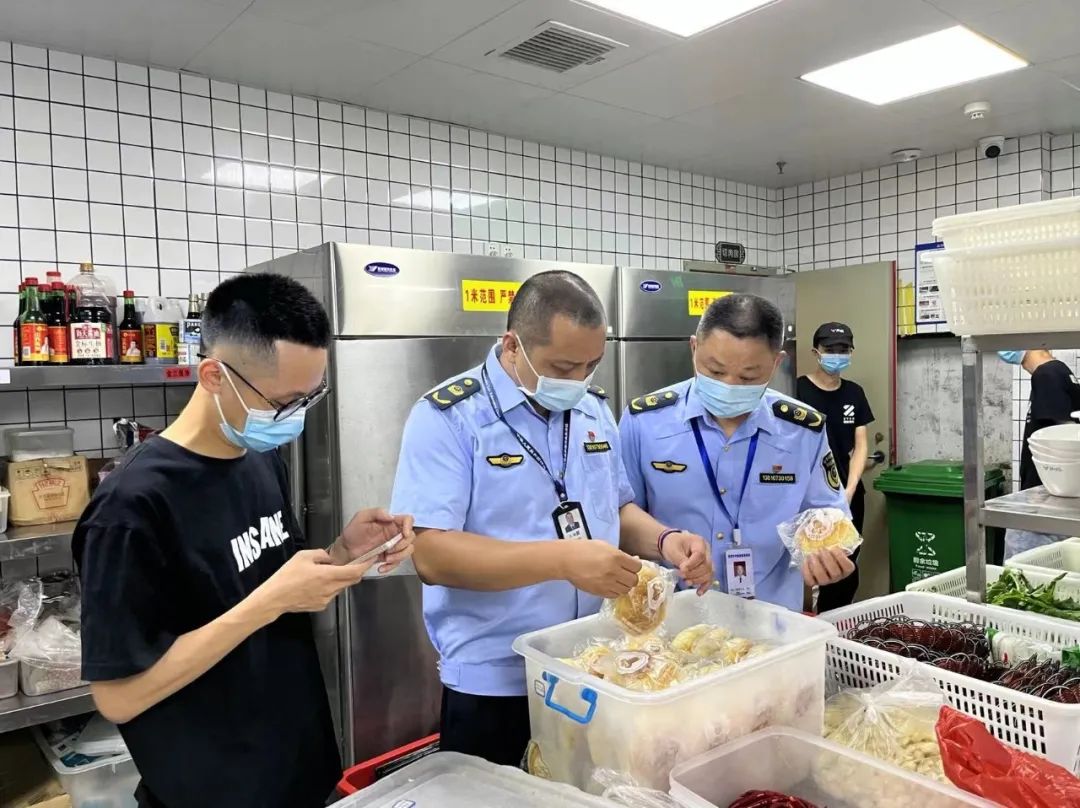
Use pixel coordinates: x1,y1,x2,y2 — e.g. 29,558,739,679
820,669,946,783
937,706,1080,807
604,561,676,635
593,768,685,808
778,508,861,566
607,648,683,692
1,578,43,657
12,614,84,695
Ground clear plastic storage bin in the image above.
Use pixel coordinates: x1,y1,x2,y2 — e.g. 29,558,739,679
19,656,85,696
34,729,138,808
513,591,836,792
1008,536,1080,580
669,727,994,808
5,427,75,461
0,488,9,533
0,656,17,699
822,591,1080,773
332,751,618,807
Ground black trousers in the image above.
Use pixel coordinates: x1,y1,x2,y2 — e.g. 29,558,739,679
816,485,865,614
439,687,531,767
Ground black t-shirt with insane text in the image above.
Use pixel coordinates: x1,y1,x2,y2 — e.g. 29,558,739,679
1021,359,1080,490
74,437,340,808
795,376,875,488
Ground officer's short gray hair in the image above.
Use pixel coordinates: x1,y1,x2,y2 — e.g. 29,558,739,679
697,293,784,352
508,270,606,346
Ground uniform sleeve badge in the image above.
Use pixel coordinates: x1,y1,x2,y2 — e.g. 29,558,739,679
822,451,842,491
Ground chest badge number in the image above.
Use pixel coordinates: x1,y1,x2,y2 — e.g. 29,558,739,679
760,472,797,484
651,460,687,474
487,454,524,468
584,441,611,453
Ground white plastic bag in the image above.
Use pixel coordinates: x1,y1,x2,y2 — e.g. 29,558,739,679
593,769,684,808
777,508,862,566
1003,529,1067,560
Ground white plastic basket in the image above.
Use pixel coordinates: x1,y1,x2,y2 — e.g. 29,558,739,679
933,196,1080,248
930,236,1080,335
33,728,139,808
513,590,836,793
1008,537,1080,580
821,591,1080,773
669,727,994,808
907,564,1080,614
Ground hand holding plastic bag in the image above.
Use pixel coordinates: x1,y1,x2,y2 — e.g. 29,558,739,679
602,560,676,635
777,508,861,567
937,706,1080,807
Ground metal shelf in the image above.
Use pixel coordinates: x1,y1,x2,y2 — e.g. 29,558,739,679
964,332,1080,353
0,686,93,734
982,487,1080,535
0,364,197,389
0,522,76,562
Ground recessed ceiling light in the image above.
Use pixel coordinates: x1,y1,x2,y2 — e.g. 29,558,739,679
577,0,780,37
801,26,1027,105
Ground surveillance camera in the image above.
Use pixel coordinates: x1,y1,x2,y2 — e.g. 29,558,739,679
979,136,1005,159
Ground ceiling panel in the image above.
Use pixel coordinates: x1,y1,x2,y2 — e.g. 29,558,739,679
968,0,1080,63
0,0,247,67
927,0,1030,24
247,0,521,56
888,67,1080,122
187,13,421,99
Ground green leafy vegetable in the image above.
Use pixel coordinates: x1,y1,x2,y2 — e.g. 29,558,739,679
986,568,1080,622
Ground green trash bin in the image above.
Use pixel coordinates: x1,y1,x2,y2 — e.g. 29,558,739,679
873,460,1006,592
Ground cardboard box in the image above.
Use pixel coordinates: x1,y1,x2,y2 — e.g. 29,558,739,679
0,730,66,808
6,456,90,527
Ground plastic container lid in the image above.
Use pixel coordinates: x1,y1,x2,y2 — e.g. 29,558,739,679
72,714,129,758
874,459,1005,497
333,752,618,807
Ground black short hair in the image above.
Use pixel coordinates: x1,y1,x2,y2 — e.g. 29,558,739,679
697,293,784,351
507,270,605,346
201,273,331,358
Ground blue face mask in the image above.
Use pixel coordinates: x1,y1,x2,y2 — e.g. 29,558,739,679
818,352,851,374
694,373,768,419
998,350,1025,365
517,338,592,413
214,366,307,452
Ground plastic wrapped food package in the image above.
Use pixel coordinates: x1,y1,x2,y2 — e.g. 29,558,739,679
12,615,84,696
778,508,861,566
821,670,946,785
604,561,676,635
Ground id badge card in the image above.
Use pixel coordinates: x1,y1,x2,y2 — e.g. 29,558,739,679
725,547,755,599
553,501,591,540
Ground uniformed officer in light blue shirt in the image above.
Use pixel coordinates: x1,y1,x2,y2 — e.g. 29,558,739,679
619,293,855,613
390,270,712,767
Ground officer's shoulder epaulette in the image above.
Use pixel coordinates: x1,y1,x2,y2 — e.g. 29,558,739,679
587,385,608,399
772,399,825,432
628,389,680,415
424,377,481,411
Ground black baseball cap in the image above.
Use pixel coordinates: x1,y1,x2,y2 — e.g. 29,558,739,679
813,322,854,349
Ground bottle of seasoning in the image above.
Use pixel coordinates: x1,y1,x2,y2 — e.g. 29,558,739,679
69,262,115,365
19,279,49,366
178,292,203,365
119,290,144,364
66,285,77,323
45,283,69,365
12,282,24,365
142,297,180,365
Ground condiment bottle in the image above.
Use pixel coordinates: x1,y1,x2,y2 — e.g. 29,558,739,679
46,282,69,365
68,262,115,365
119,290,144,364
19,279,49,366
12,282,24,365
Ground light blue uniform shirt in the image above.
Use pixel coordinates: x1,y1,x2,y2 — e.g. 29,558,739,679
390,345,635,697
619,379,849,612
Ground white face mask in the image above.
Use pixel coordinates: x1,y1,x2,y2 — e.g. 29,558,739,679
515,336,592,412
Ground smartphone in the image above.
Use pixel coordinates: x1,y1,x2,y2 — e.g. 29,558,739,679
348,533,403,565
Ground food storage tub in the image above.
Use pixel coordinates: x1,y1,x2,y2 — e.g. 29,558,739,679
1008,536,1080,580
822,591,1080,773
5,427,75,461
18,655,85,696
512,590,836,792
33,729,138,808
332,751,618,807
0,488,9,533
0,656,17,699
669,727,994,808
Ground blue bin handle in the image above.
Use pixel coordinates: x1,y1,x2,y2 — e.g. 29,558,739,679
542,671,597,725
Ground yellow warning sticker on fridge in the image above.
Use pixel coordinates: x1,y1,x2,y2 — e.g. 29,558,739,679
688,290,731,316
462,280,521,312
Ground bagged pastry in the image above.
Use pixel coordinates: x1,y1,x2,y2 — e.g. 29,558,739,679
777,507,862,566
604,561,676,635
607,648,683,692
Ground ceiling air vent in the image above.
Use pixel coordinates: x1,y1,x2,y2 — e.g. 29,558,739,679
492,22,627,73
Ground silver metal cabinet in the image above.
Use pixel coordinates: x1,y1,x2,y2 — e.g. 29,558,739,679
249,243,619,765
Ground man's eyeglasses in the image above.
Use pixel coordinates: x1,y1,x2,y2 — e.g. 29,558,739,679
198,354,330,421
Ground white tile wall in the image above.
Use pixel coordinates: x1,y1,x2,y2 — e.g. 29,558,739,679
0,39,780,456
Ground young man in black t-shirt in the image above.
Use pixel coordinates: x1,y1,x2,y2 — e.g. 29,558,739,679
74,274,415,808
796,322,874,612
998,349,1080,557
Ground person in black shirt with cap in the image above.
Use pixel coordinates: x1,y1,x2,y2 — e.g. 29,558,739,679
796,322,874,611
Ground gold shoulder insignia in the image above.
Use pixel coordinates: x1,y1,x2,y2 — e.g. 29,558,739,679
587,385,608,399
629,390,680,415
425,377,481,410
772,400,825,432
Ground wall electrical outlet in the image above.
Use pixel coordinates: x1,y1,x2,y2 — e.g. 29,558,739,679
502,244,523,259
485,242,502,257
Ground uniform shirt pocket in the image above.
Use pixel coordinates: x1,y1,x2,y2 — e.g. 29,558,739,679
580,451,618,527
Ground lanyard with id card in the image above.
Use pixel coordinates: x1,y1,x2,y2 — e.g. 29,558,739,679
691,419,759,598
481,367,591,540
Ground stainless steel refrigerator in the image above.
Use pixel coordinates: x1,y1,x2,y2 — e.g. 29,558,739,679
249,243,619,765
615,265,797,411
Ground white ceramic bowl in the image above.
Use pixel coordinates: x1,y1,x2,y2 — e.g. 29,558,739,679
1034,457,1080,497
1029,441,1080,460
1030,424,1080,454
1032,449,1080,466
